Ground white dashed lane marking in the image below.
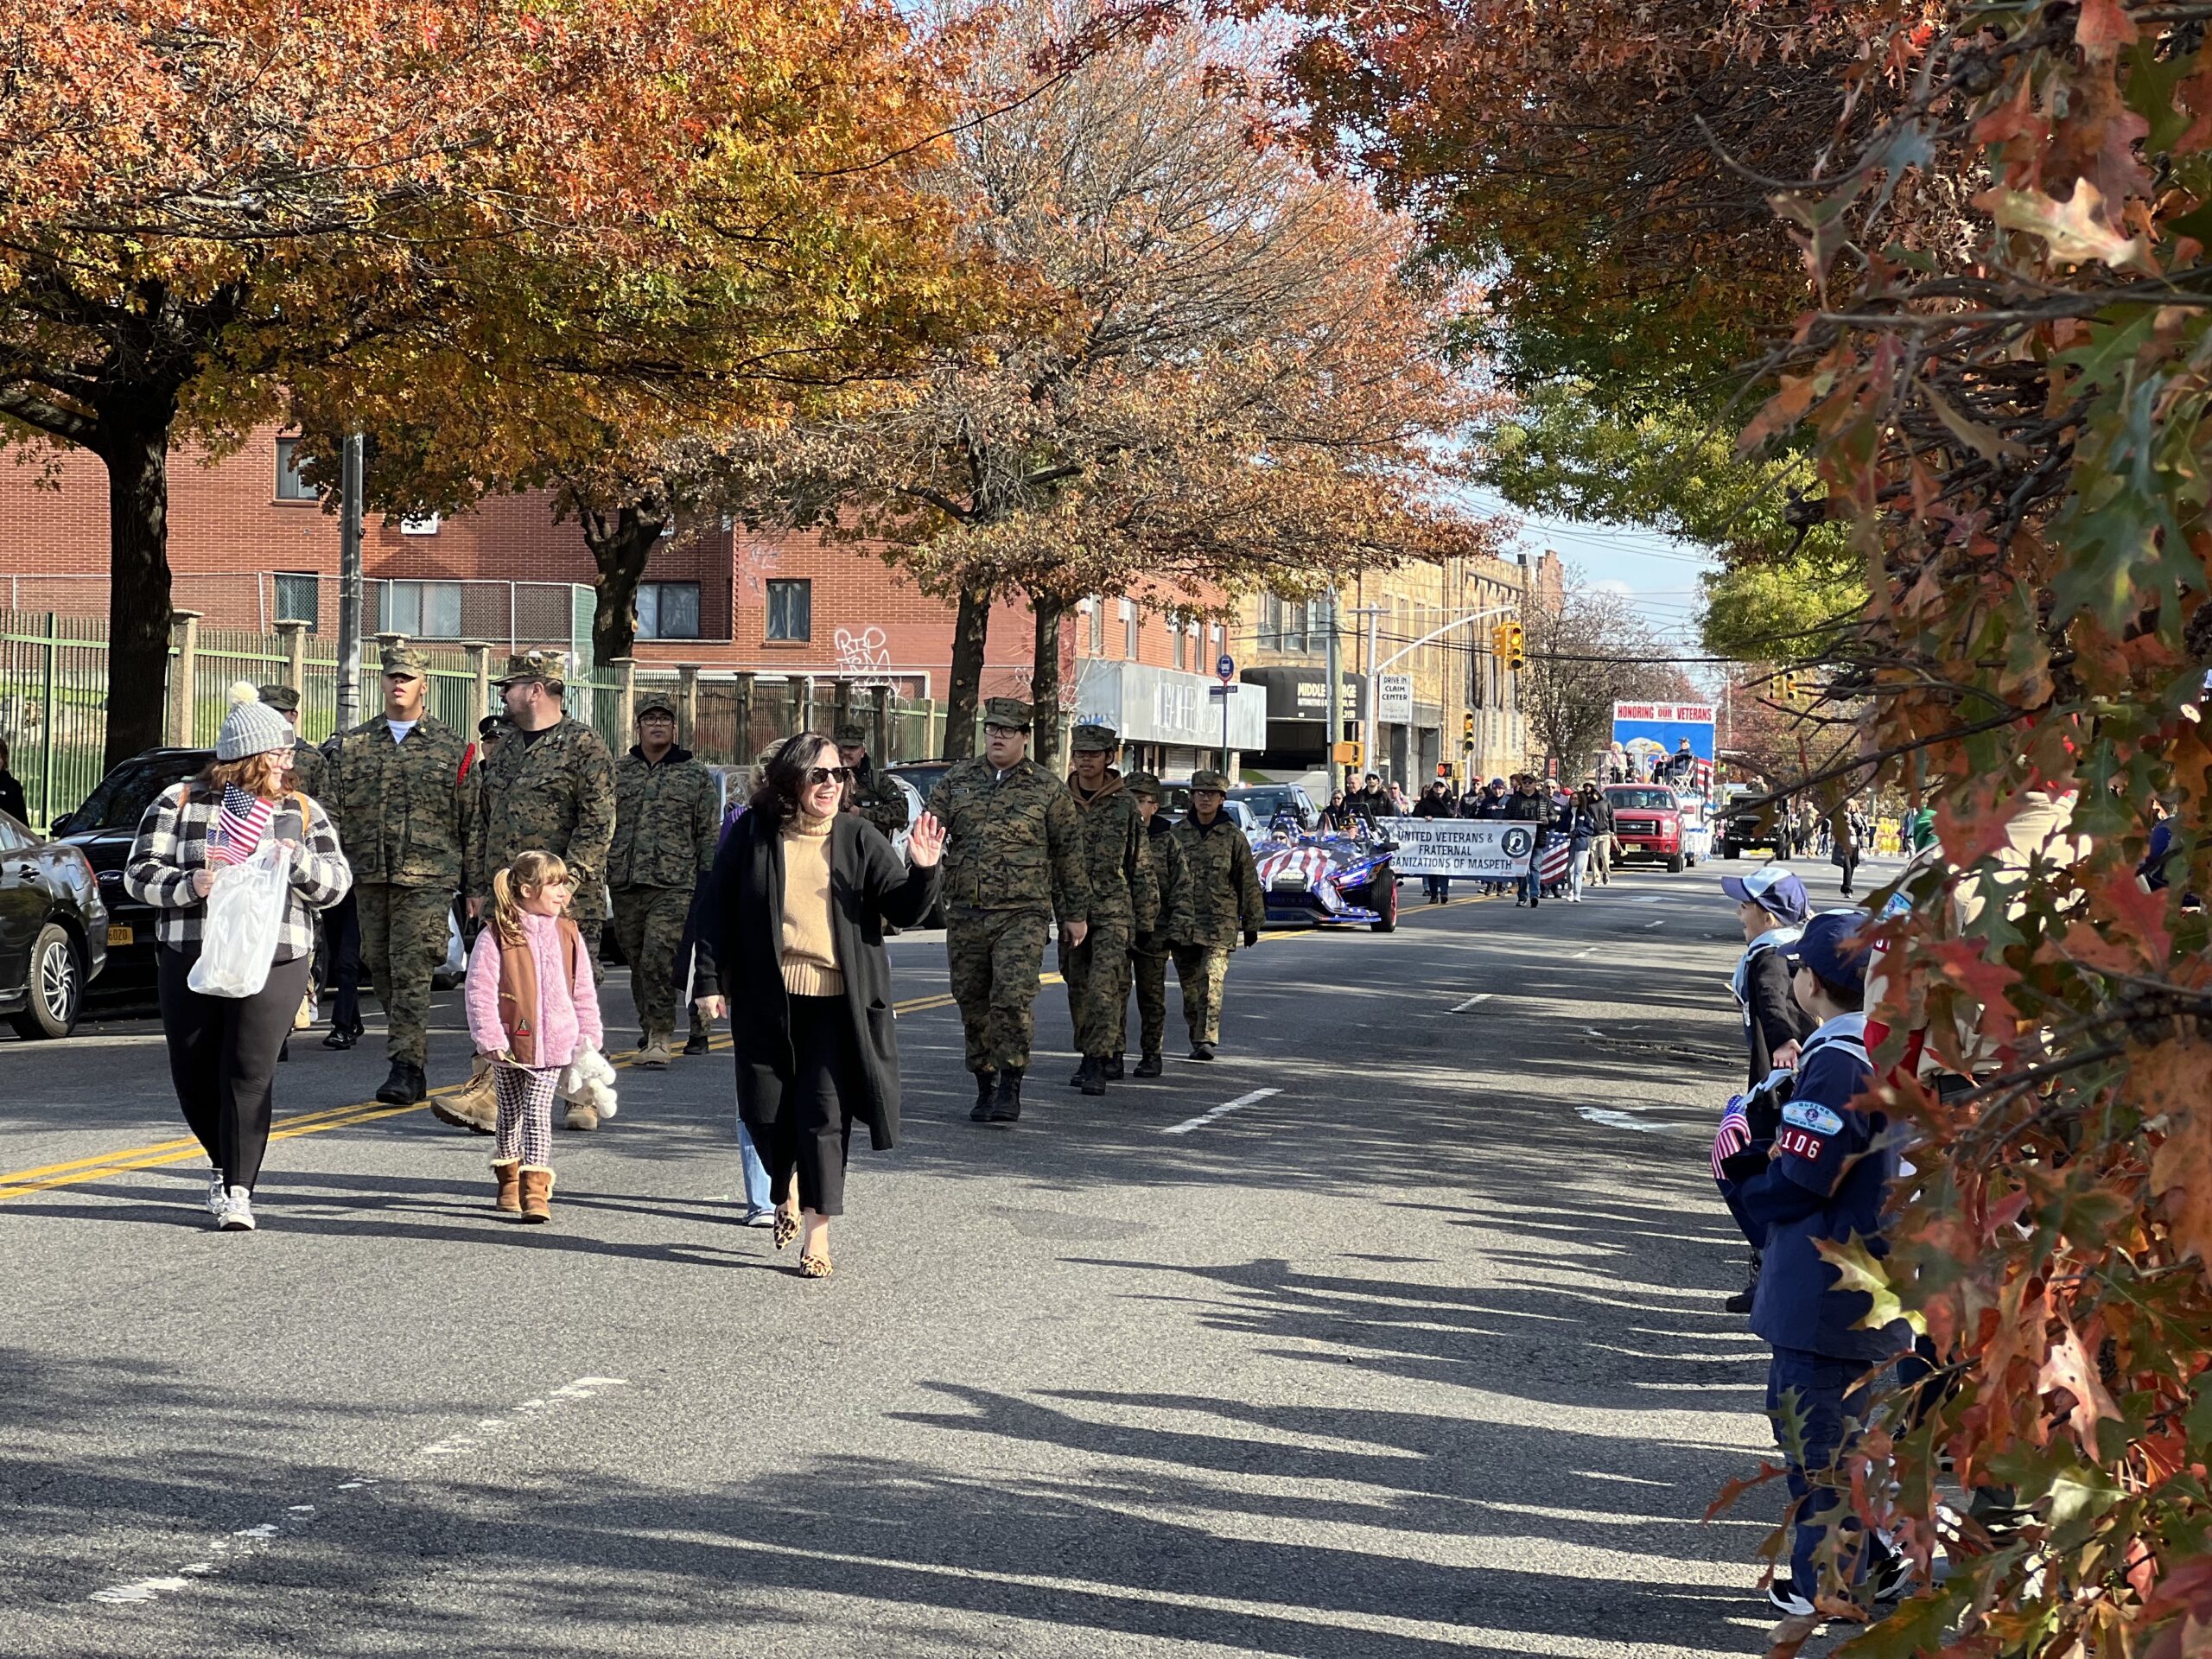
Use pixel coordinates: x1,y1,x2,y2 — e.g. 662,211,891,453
1163,1089,1283,1136
1449,994,1494,1012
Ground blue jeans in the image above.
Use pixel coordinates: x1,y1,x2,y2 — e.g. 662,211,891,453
736,1113,774,1217
1767,1347,1877,1598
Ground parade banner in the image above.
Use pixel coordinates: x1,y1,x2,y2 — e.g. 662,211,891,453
1376,817,1537,877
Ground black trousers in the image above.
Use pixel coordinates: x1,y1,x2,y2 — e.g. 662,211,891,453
157,946,315,1191
323,888,362,1032
747,995,861,1217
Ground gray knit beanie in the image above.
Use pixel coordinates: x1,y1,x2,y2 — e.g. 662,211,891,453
215,681,294,761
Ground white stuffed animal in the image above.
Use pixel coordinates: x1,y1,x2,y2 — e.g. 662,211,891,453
556,1047,619,1121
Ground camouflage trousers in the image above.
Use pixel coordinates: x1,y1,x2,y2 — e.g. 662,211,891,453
1171,944,1234,1047
358,883,454,1067
1126,943,1170,1057
611,885,692,1041
1056,916,1132,1060
946,907,1050,1075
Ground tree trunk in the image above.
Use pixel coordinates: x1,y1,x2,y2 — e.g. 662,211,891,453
99,411,177,770
1029,594,1070,774
944,581,991,760
584,501,669,666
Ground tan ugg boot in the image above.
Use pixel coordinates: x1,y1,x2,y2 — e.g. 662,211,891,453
435,1057,499,1135
518,1166,555,1223
492,1159,522,1215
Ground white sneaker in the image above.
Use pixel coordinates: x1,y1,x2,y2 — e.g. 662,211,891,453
218,1187,257,1232
206,1172,226,1217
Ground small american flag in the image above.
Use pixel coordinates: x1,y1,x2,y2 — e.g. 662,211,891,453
209,785,273,867
1711,1096,1751,1181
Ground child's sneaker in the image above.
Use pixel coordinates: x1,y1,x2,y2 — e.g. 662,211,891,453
218,1188,256,1232
1764,1581,1815,1618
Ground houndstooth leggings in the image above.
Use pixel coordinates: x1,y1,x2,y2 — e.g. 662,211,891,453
494,1063,561,1166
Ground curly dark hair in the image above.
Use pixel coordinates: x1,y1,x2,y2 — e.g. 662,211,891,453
747,733,844,824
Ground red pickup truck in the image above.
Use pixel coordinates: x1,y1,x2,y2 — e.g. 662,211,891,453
1606,785,1694,873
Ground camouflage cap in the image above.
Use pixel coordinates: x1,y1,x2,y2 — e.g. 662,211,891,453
380,645,431,680
1124,770,1163,799
982,697,1033,731
634,694,678,721
1070,722,1119,753
1190,768,1230,791
493,648,567,689
832,721,869,746
255,683,302,713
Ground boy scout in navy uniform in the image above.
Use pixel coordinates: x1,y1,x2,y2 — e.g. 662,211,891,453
1721,911,1910,1617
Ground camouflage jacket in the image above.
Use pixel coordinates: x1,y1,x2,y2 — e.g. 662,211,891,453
925,756,1090,922
610,745,721,891
846,756,909,841
1138,815,1192,950
1065,776,1160,932
466,715,618,904
289,738,329,805
326,715,473,887
1170,811,1266,947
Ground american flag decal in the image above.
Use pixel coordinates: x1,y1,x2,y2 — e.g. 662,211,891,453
211,785,274,866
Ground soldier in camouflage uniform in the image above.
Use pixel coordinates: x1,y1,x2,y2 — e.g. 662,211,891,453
464,649,619,1129
836,721,909,842
925,698,1090,1124
610,696,721,1069
1121,771,1192,1077
1169,767,1267,1061
257,684,328,803
324,646,473,1107
1058,725,1158,1096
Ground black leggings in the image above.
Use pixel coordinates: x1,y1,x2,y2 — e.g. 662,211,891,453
157,946,313,1192
747,995,861,1217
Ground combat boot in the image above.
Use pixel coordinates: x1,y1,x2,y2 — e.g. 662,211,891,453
435,1057,499,1135
683,1029,709,1057
376,1061,426,1105
988,1067,1024,1122
1134,1052,1163,1077
970,1071,997,1122
1189,1041,1216,1062
1104,1054,1124,1080
637,1033,672,1070
1077,1056,1107,1096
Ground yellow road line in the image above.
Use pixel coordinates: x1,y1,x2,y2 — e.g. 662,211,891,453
0,990,966,1203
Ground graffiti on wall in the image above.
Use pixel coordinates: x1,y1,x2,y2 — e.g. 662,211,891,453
834,625,891,678
737,537,783,597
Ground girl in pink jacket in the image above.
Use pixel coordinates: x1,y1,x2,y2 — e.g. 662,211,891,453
465,851,603,1222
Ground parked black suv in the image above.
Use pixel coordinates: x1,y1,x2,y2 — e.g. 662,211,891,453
0,808,108,1037
48,747,213,997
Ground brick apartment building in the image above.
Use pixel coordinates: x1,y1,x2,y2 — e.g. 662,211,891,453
1,423,1541,785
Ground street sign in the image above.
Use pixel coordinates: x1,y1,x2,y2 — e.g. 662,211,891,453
1215,653,1236,684
1378,673,1414,722
1207,683,1238,696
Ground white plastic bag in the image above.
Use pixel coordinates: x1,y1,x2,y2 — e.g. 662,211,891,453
188,842,293,999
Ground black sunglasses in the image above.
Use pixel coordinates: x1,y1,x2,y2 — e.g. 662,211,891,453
802,766,855,787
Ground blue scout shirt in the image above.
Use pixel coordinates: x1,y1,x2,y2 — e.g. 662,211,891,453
1734,1013,1910,1363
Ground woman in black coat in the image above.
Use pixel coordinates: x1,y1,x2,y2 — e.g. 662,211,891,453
702,733,943,1278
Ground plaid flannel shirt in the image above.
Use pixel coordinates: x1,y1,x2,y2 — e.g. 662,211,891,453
124,782,353,962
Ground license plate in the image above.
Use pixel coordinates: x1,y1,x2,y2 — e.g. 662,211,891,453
106,925,133,946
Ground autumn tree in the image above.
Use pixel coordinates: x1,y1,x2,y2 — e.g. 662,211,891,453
746,7,1500,762
1517,583,1684,778
0,0,950,762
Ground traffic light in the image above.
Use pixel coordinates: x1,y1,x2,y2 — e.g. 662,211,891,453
1490,622,1510,658
1333,739,1363,766
1462,711,1476,751
1504,623,1526,672
1778,673,1800,703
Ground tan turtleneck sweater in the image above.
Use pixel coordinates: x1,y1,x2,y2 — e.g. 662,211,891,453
779,811,843,996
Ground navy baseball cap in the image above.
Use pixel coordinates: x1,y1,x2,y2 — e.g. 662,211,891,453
1720,865,1810,925
1783,911,1871,995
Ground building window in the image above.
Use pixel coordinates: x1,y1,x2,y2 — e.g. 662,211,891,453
637,581,701,640
1171,613,1188,671
1088,598,1104,655
1260,593,1283,648
383,580,462,639
1210,623,1224,657
1119,597,1138,660
766,578,811,642
275,438,317,501
274,572,320,632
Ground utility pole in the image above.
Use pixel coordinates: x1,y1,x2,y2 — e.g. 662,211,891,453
1324,585,1343,790
1363,603,1380,785
334,432,365,733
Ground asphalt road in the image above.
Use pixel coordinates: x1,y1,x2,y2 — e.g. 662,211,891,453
0,855,1897,1658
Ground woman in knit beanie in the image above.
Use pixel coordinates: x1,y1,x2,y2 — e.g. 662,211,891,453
701,732,943,1277
124,683,352,1231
